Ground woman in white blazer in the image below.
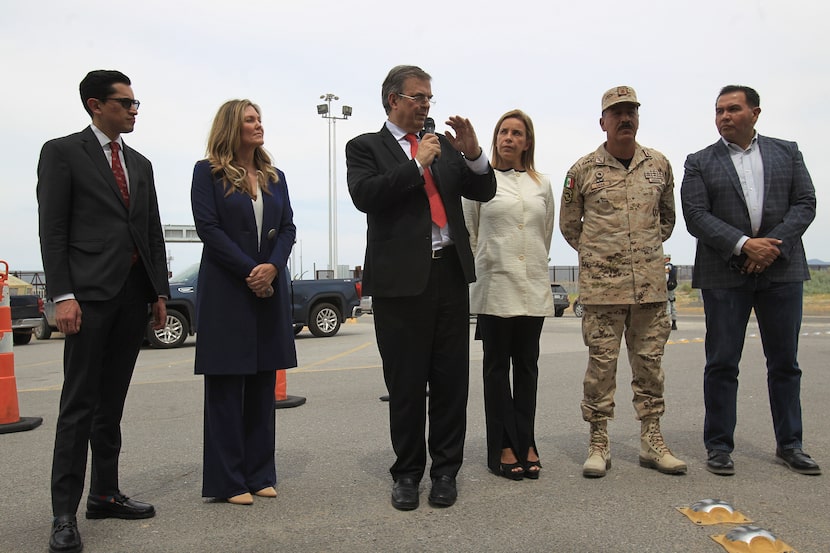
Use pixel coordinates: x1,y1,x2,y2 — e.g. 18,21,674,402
464,110,555,480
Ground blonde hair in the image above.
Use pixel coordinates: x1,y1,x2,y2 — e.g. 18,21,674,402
490,109,541,184
206,99,278,196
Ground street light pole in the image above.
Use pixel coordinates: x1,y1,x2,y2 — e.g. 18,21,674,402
317,94,352,277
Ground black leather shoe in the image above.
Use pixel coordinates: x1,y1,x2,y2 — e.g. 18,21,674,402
391,478,419,511
776,448,822,475
86,493,155,520
706,450,735,475
49,514,82,553
428,475,457,507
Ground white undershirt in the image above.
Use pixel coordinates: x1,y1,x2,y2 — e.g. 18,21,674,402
252,185,264,251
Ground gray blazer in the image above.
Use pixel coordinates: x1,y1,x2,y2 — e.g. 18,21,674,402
680,135,816,289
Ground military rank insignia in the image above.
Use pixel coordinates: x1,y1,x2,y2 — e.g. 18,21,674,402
644,170,664,184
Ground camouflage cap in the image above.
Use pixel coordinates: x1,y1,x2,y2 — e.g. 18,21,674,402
601,86,640,112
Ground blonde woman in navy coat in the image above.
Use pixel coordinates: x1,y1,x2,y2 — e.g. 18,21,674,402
191,99,297,505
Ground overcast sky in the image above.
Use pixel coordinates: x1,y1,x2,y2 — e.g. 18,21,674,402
2,0,827,279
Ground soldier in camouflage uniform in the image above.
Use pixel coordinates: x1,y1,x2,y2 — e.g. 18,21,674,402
559,86,686,478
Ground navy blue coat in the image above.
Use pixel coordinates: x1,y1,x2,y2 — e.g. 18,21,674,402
191,159,297,375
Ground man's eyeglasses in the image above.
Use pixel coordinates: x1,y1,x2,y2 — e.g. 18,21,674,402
104,97,141,110
397,93,435,106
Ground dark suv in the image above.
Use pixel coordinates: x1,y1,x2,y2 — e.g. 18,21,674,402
550,283,570,317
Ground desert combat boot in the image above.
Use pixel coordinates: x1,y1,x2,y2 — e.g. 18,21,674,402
583,421,611,478
639,418,687,474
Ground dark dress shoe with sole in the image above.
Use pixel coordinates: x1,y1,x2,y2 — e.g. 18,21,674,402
776,448,822,475
86,493,156,519
706,450,735,475
391,478,419,511
428,475,457,507
49,514,82,553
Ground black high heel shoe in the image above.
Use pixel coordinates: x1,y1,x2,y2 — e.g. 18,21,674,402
524,460,542,479
498,462,525,481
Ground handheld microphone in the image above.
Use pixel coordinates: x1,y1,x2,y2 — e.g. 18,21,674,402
419,118,440,165
420,117,435,138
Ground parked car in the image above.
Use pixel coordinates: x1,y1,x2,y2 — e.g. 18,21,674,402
34,299,56,340
573,298,584,318
292,278,363,338
359,295,373,315
34,280,196,348
33,264,363,348
146,263,199,348
550,283,570,317
9,294,44,345
144,264,363,348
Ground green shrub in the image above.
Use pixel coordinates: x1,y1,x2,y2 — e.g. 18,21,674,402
805,269,830,294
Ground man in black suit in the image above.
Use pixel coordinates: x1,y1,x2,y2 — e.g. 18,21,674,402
38,70,170,553
347,65,496,510
681,85,820,476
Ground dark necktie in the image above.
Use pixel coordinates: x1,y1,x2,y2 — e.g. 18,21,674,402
404,133,447,227
110,141,130,207
110,141,138,264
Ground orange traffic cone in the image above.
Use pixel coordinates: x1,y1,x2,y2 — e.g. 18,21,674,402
0,261,43,434
273,369,305,409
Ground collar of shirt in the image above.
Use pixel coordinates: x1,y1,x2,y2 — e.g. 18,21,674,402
721,131,759,153
90,124,123,151
385,120,416,154
90,124,129,187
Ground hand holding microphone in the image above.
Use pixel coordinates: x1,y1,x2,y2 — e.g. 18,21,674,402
415,117,441,167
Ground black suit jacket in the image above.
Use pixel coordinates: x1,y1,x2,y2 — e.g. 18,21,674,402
37,126,169,301
346,125,496,297
681,135,815,289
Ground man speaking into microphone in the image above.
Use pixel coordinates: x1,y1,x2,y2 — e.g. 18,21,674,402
347,65,495,511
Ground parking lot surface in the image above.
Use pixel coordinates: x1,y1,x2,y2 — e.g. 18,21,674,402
3,313,829,552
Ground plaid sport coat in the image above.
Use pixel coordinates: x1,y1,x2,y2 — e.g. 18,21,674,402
680,135,816,289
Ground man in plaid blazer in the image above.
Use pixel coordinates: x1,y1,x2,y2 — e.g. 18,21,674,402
681,85,819,477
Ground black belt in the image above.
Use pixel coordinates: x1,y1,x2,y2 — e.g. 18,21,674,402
431,245,455,260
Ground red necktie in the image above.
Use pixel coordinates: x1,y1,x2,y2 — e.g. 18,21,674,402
110,141,130,207
404,133,447,227
110,141,138,265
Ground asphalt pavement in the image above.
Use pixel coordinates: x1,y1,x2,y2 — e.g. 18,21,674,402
2,312,829,552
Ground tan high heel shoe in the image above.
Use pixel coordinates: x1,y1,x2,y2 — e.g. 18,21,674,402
227,492,254,505
254,486,277,498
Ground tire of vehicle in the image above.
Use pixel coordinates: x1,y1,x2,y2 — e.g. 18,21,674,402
573,301,584,318
293,324,303,335
554,308,564,318
147,308,189,348
308,302,341,337
34,316,53,340
13,330,33,345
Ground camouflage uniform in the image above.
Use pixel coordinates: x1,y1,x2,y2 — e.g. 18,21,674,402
560,142,675,422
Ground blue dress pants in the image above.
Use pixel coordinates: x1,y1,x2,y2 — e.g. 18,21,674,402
702,279,804,453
